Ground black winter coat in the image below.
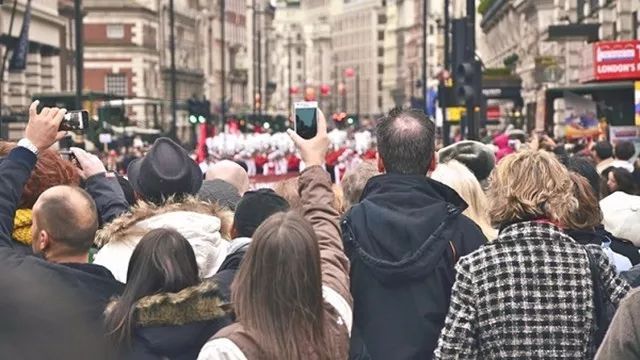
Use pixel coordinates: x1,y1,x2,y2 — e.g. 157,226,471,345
342,174,486,360
0,148,124,325
116,280,232,360
567,226,640,265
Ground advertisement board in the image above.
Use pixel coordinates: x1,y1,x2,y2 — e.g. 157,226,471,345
581,40,640,82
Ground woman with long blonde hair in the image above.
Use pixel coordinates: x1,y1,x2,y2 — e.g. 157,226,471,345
435,150,630,359
431,160,497,240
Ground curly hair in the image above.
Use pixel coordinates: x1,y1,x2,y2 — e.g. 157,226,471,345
0,142,81,209
488,150,577,227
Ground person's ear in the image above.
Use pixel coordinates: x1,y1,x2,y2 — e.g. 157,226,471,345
428,153,437,173
377,154,385,173
34,230,51,255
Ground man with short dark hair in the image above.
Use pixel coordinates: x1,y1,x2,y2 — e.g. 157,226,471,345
594,141,614,174
212,189,290,300
0,101,123,326
612,141,636,172
342,108,486,359
32,186,99,260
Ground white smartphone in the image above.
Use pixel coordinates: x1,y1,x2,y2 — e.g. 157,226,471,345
294,101,318,139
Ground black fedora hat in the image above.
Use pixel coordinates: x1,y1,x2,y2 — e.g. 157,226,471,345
127,138,203,203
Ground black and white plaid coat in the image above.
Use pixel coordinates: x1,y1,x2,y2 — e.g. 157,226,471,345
434,221,630,359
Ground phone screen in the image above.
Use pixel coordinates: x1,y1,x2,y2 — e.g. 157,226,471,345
295,105,317,140
60,110,89,132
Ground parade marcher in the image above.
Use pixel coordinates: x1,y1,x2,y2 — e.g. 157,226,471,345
0,101,125,326
431,160,497,240
199,110,352,359
434,150,630,359
343,108,486,359
93,138,230,283
105,228,230,360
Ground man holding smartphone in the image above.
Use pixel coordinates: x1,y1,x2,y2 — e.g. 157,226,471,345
0,101,124,329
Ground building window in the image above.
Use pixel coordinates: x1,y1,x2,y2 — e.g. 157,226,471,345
378,14,387,24
378,31,384,41
378,96,383,109
297,61,302,70
106,24,125,39
378,47,384,57
378,63,384,74
377,80,382,91
429,25,435,35
105,73,127,96
296,47,302,56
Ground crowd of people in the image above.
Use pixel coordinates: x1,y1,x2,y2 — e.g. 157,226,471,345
2,99,640,359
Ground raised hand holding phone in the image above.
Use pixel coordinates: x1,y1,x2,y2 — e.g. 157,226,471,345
294,101,318,140
287,108,329,168
25,100,68,153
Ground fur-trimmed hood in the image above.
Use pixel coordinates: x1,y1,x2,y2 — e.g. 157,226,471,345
106,279,229,327
106,280,232,359
95,197,231,246
93,197,232,283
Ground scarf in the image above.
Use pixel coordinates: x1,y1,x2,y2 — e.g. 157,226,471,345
13,209,32,245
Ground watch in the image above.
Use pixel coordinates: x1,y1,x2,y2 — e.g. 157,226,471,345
17,138,39,156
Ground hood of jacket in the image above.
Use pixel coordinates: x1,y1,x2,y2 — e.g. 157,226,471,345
94,197,231,281
108,280,231,357
343,173,466,284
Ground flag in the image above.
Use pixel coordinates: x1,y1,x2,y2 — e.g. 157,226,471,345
9,0,32,72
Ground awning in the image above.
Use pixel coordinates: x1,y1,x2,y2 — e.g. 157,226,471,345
545,81,634,98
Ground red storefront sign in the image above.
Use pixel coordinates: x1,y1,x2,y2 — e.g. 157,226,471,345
582,40,640,82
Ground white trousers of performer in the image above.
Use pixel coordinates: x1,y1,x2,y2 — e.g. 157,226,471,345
246,159,257,177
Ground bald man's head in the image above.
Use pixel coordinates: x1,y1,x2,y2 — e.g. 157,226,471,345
376,108,436,175
32,186,99,257
205,160,250,194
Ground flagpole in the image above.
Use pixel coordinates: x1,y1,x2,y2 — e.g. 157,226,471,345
0,0,20,131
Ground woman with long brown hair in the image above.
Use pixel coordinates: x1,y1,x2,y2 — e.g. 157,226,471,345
198,111,352,359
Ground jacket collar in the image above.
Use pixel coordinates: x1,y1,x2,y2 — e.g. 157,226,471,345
106,279,229,328
497,220,576,245
361,173,467,209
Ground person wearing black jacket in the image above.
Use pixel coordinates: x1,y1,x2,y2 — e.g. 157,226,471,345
0,101,125,327
342,108,486,359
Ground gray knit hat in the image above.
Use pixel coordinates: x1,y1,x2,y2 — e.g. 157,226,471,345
197,179,242,211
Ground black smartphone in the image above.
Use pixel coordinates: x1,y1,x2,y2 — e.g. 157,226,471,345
59,150,82,170
59,110,89,132
294,101,318,140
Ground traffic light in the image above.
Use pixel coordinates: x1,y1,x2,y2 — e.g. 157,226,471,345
455,60,482,104
187,98,211,125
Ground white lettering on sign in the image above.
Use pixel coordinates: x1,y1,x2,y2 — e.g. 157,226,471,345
483,88,502,96
597,63,637,74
